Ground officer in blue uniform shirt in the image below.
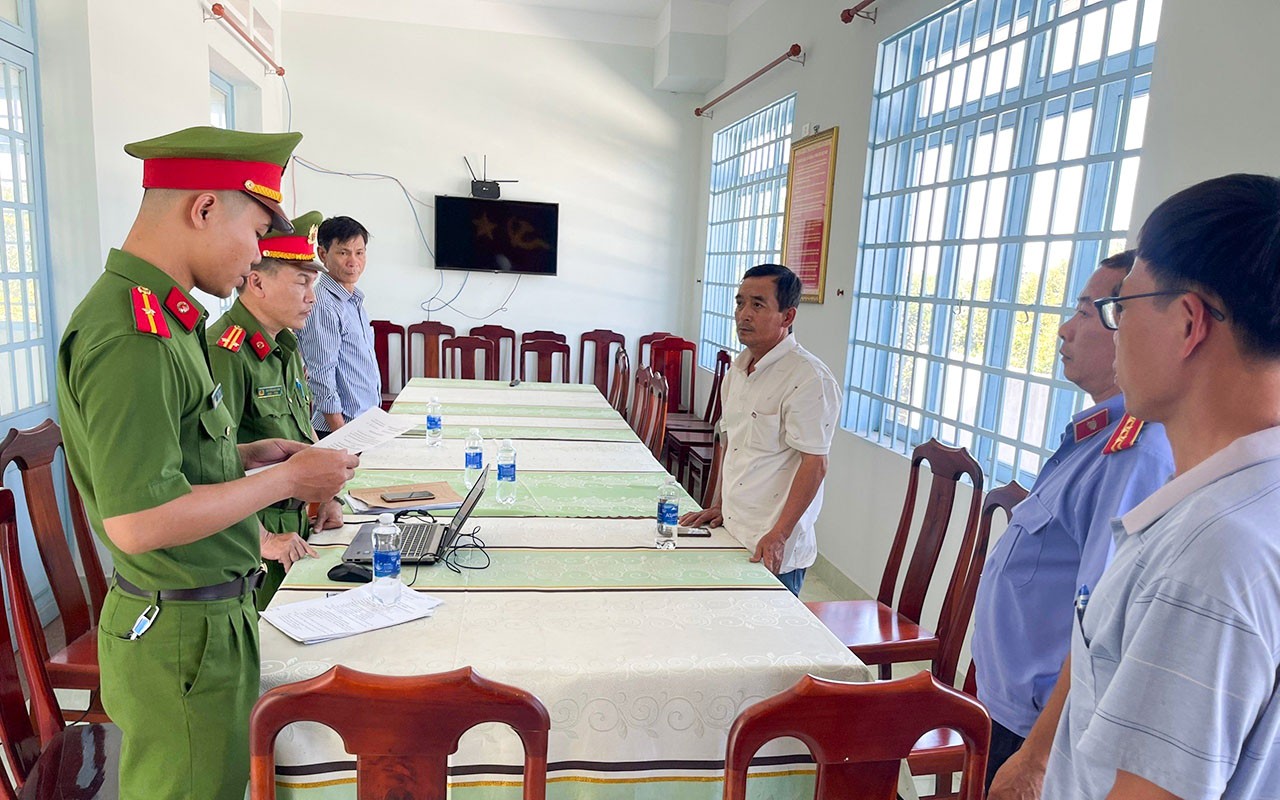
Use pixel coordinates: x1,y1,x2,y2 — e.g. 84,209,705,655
975,250,1175,797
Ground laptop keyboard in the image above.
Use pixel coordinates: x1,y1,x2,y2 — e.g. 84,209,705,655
399,523,441,558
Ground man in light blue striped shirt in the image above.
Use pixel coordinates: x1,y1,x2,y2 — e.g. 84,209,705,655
297,216,381,432
1042,174,1280,799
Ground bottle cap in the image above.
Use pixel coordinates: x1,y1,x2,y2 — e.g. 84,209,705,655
430,396,439,402
378,513,394,524
502,439,514,447
470,427,481,434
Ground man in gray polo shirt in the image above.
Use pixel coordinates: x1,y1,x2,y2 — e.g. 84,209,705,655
1041,174,1280,799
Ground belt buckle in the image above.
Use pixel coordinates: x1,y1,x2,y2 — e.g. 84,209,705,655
246,568,266,594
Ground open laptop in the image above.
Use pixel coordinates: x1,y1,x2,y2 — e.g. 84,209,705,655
342,466,489,566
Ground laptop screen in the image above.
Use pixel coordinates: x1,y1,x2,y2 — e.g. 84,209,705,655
447,465,489,539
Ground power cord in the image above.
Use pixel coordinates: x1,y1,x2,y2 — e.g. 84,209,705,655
443,526,490,574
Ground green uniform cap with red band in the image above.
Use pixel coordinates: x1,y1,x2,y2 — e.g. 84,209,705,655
123,126,303,233
258,210,327,273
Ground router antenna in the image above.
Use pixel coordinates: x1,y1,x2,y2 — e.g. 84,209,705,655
464,157,478,181
483,155,488,181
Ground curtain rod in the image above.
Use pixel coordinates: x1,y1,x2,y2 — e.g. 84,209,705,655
695,43,804,119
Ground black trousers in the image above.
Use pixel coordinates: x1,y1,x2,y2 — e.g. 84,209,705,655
986,720,1027,788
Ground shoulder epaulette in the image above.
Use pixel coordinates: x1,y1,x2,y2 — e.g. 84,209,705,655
130,286,170,338
163,287,199,333
1073,407,1109,443
1102,413,1146,455
216,325,246,353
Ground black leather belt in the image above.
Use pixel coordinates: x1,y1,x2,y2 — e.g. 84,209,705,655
114,570,265,602
270,497,306,512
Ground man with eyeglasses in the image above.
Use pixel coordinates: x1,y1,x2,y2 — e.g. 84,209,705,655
1038,173,1280,799
979,251,1174,798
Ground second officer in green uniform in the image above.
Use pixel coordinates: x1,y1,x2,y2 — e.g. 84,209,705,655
209,210,346,609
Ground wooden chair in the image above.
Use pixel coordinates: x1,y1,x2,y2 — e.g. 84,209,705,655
606,347,631,418
910,481,1028,799
666,348,731,432
626,367,652,437
650,336,697,413
442,336,498,381
637,331,675,367
520,339,571,383
249,666,549,800
370,319,405,410
407,321,455,379
806,439,984,679
579,329,625,398
687,431,723,509
521,330,567,345
469,325,517,381
723,671,990,800
0,488,120,799
642,372,669,459
0,421,107,728
665,350,731,484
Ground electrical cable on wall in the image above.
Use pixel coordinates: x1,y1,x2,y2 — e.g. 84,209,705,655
280,76,521,321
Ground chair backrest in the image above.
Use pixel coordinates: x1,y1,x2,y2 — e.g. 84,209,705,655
704,349,732,424
469,325,517,381
249,666,549,800
442,336,498,381
643,372,669,458
637,331,674,367
406,321,456,379
370,320,406,393
934,480,1028,687
723,671,989,800
627,368,654,437
0,421,107,664
519,339,571,384
579,329,625,398
877,438,984,626
702,432,724,509
521,330,567,345
650,336,697,413
0,488,65,782
607,347,631,417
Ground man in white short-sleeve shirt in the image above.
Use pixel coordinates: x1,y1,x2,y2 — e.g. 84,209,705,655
681,264,841,595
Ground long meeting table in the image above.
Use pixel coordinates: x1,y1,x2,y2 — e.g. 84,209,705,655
259,378,883,799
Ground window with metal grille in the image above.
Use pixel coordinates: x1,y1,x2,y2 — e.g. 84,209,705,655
845,0,1159,485
698,94,795,369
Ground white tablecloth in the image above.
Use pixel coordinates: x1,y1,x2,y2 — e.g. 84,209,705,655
359,437,665,473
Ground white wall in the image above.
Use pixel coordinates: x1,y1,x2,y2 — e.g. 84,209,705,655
280,10,702,381
686,0,1280,635
39,0,286,331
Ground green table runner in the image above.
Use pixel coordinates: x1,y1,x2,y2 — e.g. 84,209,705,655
391,401,623,420
396,425,637,442
345,470,697,518
406,378,599,393
283,545,780,592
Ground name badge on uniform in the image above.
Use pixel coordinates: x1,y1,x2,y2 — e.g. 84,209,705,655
209,383,223,409
256,385,284,399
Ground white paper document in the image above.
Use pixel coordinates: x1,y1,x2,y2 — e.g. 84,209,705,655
246,408,416,476
261,583,444,645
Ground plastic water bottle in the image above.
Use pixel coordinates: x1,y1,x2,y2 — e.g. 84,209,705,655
656,477,679,546
464,428,484,488
496,439,517,504
371,513,402,604
424,396,443,447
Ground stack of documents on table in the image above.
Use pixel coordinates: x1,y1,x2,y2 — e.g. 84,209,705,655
261,583,443,645
345,481,463,514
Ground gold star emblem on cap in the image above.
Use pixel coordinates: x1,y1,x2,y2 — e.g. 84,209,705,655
307,224,318,248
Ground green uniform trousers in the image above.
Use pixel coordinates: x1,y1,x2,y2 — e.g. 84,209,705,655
98,585,259,800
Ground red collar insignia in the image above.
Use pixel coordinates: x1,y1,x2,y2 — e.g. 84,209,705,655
130,286,171,338
216,325,246,353
249,331,273,361
1102,413,1146,455
163,287,199,332
1073,408,1110,443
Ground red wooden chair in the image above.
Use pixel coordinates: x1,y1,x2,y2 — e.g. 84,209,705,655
0,487,120,799
642,372,669,459
579,329,625,398
650,336,697,413
442,336,498,380
370,320,405,409
520,339,571,383
910,481,1027,799
637,331,675,367
626,368,652,437
667,348,730,432
806,439,984,679
607,347,631,418
0,420,108,729
249,666,549,800
469,325,517,381
665,349,731,480
723,671,990,800
686,432,723,509
521,330,567,345
407,321,455,379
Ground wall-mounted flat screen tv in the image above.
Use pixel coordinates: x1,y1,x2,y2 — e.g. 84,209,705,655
434,195,559,275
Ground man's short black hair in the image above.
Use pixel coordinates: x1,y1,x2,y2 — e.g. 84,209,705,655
317,216,370,250
1137,173,1280,357
742,263,802,311
1099,249,1135,295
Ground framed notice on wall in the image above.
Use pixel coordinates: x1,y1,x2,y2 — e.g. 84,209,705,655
781,126,839,303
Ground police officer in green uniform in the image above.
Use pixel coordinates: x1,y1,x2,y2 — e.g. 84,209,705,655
56,127,359,800
209,210,346,609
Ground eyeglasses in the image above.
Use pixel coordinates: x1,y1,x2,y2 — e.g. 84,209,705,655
1092,290,1227,331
